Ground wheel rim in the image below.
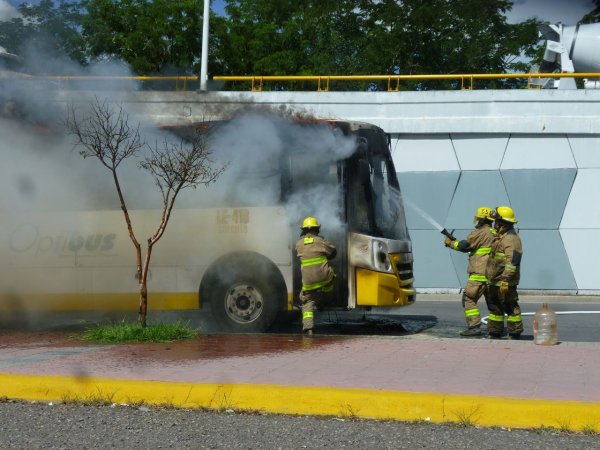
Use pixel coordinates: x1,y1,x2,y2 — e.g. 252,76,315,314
224,283,264,324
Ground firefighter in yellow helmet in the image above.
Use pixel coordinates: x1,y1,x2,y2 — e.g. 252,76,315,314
295,217,336,336
485,206,524,339
444,207,497,337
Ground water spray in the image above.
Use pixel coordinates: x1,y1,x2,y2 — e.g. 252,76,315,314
404,199,455,239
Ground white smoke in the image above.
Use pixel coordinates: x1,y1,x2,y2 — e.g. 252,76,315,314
198,110,358,232
0,42,151,326
0,0,19,21
0,39,361,328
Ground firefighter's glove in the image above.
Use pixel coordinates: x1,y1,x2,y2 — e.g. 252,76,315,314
499,281,510,295
444,237,452,248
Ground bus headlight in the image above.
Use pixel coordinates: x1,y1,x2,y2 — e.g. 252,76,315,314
373,240,392,273
349,233,393,274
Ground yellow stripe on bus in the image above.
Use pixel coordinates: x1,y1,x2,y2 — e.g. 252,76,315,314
0,292,298,312
0,292,199,312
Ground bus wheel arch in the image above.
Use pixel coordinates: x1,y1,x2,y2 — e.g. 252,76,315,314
199,251,287,332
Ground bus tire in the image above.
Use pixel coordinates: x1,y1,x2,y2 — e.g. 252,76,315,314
201,252,286,333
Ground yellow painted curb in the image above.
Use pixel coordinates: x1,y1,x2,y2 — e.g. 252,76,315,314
1,372,599,432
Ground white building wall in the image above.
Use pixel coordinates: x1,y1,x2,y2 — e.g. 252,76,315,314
393,133,590,293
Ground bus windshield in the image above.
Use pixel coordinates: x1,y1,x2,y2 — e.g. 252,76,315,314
346,141,409,241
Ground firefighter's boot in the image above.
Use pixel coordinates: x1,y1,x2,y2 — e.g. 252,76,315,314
459,326,482,337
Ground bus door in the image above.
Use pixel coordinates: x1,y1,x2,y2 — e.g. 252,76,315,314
283,151,348,309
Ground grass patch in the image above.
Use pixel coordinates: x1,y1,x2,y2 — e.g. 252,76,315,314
61,389,117,407
452,405,481,428
338,403,360,419
80,321,199,343
556,419,572,433
581,424,598,435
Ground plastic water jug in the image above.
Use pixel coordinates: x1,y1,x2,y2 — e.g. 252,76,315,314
533,303,558,345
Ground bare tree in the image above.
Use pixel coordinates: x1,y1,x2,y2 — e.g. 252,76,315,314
66,96,224,327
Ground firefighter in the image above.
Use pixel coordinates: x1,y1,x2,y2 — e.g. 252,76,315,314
444,207,497,337
295,216,336,336
486,206,524,340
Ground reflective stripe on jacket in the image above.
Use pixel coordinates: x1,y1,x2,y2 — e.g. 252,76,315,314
486,229,522,286
295,232,336,291
450,224,497,278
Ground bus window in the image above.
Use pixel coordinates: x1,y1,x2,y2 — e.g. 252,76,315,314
346,155,371,235
370,153,409,240
346,135,409,241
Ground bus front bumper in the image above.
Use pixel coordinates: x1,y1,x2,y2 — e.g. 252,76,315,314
355,267,415,307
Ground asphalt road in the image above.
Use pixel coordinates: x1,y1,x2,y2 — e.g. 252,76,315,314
4,294,600,342
1,400,599,450
389,295,600,342
267,294,600,342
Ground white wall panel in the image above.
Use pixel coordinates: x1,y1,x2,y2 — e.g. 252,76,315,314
393,134,460,172
561,229,600,290
445,171,509,230
502,169,576,229
568,135,600,168
411,230,461,288
451,134,508,170
518,230,576,290
135,90,600,135
561,169,600,229
501,135,576,169
397,171,459,229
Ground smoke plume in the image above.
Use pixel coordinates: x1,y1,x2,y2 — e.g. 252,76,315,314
0,0,19,21
0,42,359,329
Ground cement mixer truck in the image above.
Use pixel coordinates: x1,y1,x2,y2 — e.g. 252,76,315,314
534,22,600,89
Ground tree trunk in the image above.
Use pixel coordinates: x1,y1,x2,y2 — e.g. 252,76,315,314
138,242,154,327
138,282,148,328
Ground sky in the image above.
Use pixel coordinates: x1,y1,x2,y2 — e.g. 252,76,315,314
508,0,595,24
0,0,596,25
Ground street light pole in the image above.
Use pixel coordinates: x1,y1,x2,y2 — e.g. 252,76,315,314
199,0,210,91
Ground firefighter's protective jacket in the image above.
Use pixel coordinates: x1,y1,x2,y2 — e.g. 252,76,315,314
486,229,522,286
295,232,336,291
449,224,496,281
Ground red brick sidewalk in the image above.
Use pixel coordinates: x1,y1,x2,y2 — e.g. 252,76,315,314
1,332,599,431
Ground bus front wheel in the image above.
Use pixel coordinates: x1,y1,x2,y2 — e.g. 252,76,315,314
202,253,285,333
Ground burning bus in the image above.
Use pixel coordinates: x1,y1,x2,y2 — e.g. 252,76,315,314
0,111,414,331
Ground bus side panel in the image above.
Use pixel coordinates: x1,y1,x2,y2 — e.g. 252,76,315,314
0,207,293,312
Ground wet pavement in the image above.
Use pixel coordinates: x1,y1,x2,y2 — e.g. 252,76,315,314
1,296,600,432
1,329,600,431
271,311,434,336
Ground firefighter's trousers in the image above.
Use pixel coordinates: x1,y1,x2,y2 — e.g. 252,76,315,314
299,289,323,331
486,285,524,337
462,280,487,329
300,285,335,332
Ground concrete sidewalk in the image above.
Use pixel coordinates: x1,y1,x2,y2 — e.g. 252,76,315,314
1,331,599,432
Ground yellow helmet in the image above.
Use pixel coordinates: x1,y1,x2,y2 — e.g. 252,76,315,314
475,207,493,220
301,216,320,229
493,206,517,223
